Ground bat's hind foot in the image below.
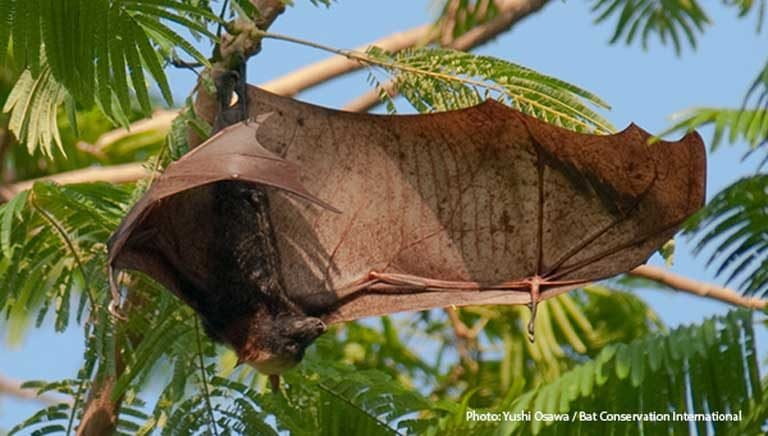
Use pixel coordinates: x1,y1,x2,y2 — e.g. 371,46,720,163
526,277,542,343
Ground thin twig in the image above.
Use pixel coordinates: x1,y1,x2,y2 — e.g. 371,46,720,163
343,0,553,113
28,193,95,308
216,0,230,38
253,28,609,131
0,374,69,405
0,163,151,201
259,24,432,96
195,319,220,436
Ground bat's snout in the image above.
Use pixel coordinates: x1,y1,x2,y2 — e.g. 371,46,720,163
291,317,326,336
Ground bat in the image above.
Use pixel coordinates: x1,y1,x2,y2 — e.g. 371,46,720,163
107,85,706,385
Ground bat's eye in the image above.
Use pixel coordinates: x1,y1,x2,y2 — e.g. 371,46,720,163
285,341,301,356
288,317,326,336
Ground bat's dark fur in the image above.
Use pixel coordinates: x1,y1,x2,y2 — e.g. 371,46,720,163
172,67,326,374
199,181,326,371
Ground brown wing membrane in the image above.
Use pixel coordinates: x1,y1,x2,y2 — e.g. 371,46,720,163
107,113,338,309
108,86,705,326
240,86,705,324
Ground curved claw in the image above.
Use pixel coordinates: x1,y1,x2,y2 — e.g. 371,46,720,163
108,299,128,321
526,277,541,343
108,267,127,320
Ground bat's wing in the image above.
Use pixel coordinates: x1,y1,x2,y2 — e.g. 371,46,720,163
242,86,706,324
107,114,337,309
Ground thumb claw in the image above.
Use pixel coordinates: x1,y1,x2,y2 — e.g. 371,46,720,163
108,266,127,320
108,300,127,321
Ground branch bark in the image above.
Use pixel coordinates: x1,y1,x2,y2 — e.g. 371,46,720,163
76,373,122,436
0,163,150,200
0,374,67,406
344,0,553,112
629,265,767,310
260,25,432,97
76,110,176,158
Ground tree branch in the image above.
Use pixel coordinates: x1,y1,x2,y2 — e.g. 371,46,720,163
629,265,767,310
0,163,150,201
344,0,553,112
260,25,432,97
0,374,67,406
76,110,176,158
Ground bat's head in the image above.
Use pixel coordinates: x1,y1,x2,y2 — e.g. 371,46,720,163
235,314,327,374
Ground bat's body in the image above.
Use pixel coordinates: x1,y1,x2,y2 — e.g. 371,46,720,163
147,180,326,373
108,85,706,376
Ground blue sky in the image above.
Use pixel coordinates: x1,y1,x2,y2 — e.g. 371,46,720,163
1,0,766,430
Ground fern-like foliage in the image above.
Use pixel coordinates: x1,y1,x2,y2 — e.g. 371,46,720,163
0,182,132,341
366,47,614,133
121,360,435,435
0,0,219,155
271,361,436,435
2,68,68,156
432,310,766,435
726,0,767,31
431,0,500,43
683,175,768,297
591,0,765,54
745,58,768,123
660,107,768,152
590,0,710,54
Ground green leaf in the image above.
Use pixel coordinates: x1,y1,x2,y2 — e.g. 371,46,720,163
0,191,29,258
366,47,613,133
591,0,711,55
109,7,133,116
122,20,153,114
660,107,768,151
683,175,768,297
133,15,210,66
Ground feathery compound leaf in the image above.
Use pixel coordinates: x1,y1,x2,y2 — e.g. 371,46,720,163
110,7,133,117
432,0,500,43
122,20,153,114
366,47,614,133
0,182,133,336
0,0,12,66
9,403,72,436
3,0,217,152
130,17,174,107
133,15,210,67
433,310,763,435
248,361,436,435
684,175,768,298
3,68,67,157
590,0,710,54
0,191,29,258
660,107,768,152
725,0,766,31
